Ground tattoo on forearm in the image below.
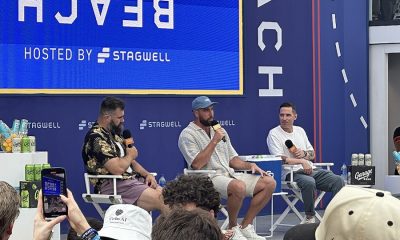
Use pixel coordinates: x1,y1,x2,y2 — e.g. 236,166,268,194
306,150,315,160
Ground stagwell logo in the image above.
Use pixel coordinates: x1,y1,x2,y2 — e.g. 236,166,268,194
27,121,61,129
78,120,95,131
97,48,110,63
139,119,181,130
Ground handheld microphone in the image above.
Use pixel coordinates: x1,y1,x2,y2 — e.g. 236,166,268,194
285,140,297,153
122,129,134,148
210,120,226,142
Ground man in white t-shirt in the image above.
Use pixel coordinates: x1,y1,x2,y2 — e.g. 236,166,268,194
267,102,344,224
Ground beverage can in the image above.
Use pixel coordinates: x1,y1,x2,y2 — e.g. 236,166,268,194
25,164,35,181
358,153,365,166
351,153,358,166
21,136,30,153
21,190,30,208
365,154,372,166
11,119,20,134
29,136,36,152
42,163,51,169
12,137,21,153
0,120,11,138
34,164,42,181
19,119,29,136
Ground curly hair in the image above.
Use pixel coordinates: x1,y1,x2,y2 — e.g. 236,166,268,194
0,181,20,237
162,174,220,216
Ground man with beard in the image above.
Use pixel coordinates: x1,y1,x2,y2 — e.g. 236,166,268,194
82,96,166,213
178,96,276,240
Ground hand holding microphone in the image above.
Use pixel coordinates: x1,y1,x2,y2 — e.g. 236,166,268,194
210,120,226,142
285,140,304,159
122,129,138,159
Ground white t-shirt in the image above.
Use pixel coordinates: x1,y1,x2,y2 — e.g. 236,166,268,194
267,125,314,180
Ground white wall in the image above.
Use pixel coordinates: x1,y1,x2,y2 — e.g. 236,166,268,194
388,53,400,174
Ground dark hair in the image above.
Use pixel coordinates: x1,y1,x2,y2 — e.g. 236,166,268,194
100,96,125,116
393,127,400,140
152,209,222,240
67,217,103,240
280,102,296,113
162,175,220,216
0,181,20,237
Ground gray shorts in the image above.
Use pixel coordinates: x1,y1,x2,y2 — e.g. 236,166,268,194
100,177,149,205
211,173,261,199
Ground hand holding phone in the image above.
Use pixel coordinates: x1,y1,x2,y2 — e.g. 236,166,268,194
41,167,68,218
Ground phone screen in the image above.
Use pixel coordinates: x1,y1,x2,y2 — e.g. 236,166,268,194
41,167,68,218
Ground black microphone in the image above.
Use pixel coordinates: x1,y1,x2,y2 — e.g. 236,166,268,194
122,129,134,148
285,140,297,153
210,120,226,142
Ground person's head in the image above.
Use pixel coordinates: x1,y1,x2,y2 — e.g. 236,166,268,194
284,186,400,240
152,208,222,240
162,174,220,217
0,181,20,240
393,126,400,151
191,96,218,127
67,217,103,240
99,96,125,135
279,102,297,132
98,204,152,240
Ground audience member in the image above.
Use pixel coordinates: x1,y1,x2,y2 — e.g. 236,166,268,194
393,126,400,175
98,204,152,240
283,185,400,240
179,96,276,240
0,181,20,240
82,96,166,212
152,208,222,240
267,102,344,224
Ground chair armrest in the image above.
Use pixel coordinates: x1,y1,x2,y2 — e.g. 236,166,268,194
86,174,124,179
184,168,217,175
313,162,334,167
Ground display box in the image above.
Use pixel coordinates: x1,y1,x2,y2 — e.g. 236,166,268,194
348,166,375,185
20,181,41,208
244,155,282,192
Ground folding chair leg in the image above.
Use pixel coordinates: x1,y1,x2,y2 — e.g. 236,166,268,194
220,207,229,230
270,194,303,232
93,202,106,219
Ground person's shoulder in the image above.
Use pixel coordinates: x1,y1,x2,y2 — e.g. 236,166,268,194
268,125,281,135
293,126,306,133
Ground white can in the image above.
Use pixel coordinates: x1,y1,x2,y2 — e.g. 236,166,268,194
365,154,372,166
12,137,21,153
28,136,36,152
358,153,365,166
351,153,358,166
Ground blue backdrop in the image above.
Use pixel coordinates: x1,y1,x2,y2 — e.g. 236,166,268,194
0,0,369,233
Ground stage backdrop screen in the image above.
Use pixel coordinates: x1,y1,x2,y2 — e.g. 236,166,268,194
0,0,242,95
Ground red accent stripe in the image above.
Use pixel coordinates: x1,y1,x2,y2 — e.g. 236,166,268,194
312,0,317,156
317,0,322,163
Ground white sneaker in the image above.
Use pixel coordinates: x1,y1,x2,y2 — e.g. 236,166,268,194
240,224,265,240
301,216,316,224
230,226,247,240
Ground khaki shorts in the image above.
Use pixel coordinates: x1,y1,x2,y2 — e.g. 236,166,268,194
211,173,261,199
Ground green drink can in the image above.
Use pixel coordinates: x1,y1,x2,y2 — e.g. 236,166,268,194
42,163,51,169
21,190,30,208
21,136,30,153
25,164,35,181
34,164,42,181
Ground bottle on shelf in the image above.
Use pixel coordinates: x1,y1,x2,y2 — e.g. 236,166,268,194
341,163,348,183
158,174,166,187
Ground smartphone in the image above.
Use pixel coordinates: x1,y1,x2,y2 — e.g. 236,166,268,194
41,167,68,218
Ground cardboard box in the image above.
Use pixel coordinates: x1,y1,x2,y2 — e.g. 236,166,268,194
348,166,375,185
20,181,41,208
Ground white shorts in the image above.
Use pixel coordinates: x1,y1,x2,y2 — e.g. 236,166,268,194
211,173,261,199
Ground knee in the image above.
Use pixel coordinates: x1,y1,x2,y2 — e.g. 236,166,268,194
262,177,276,192
228,180,246,198
301,180,316,191
334,176,345,189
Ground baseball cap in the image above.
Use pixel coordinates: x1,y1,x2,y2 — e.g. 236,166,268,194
285,186,400,240
393,126,400,142
98,204,152,240
192,96,218,110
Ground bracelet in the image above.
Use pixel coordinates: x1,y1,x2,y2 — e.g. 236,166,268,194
80,228,98,240
303,151,307,158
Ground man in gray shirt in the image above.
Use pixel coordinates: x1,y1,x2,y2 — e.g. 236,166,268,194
178,96,276,240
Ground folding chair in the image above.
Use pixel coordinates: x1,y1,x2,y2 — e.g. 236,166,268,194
82,172,157,219
270,162,334,231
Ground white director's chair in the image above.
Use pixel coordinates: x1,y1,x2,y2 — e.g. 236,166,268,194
82,172,157,219
270,162,334,231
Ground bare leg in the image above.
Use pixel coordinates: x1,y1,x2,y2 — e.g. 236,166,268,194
241,176,276,227
136,186,168,214
226,180,246,228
